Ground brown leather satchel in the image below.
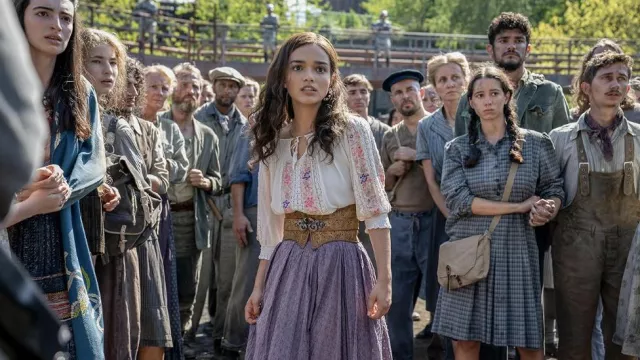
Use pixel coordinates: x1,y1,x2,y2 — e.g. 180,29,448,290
437,161,519,291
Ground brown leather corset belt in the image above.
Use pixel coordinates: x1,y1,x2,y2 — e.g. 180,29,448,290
283,205,360,249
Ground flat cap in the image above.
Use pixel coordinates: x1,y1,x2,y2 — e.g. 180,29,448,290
382,69,424,92
209,67,245,87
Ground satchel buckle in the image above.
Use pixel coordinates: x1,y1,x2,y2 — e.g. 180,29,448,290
445,265,462,290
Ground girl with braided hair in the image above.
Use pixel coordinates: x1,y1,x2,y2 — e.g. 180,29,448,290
432,65,564,360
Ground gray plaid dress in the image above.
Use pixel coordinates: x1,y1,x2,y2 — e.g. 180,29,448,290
432,129,564,349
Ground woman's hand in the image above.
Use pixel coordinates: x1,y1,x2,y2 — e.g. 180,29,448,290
17,165,66,202
99,185,121,212
25,183,70,215
517,196,540,214
245,287,264,325
529,199,556,227
367,279,392,320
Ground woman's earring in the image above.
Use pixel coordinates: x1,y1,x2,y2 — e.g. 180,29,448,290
323,90,332,102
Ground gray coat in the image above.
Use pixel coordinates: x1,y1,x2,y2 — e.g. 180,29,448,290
191,119,222,249
194,103,248,191
157,112,190,184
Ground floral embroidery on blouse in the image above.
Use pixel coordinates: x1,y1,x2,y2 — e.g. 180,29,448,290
345,117,391,221
256,116,391,260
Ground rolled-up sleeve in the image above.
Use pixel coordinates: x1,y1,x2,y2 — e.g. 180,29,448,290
441,140,474,218
537,133,565,204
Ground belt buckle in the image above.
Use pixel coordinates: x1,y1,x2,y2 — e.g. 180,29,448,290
295,217,326,232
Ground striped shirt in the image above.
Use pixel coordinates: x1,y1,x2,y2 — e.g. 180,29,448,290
549,113,640,207
416,108,454,184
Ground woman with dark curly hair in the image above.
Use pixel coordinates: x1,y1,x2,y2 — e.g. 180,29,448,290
244,32,392,359
432,65,564,360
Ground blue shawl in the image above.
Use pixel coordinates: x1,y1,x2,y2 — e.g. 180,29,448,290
50,88,106,359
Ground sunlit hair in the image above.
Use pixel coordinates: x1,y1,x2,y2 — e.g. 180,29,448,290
243,77,260,95
81,28,127,110
342,74,373,92
111,57,146,116
145,64,177,92
14,0,90,140
487,12,532,46
572,39,635,116
465,65,523,168
426,52,470,88
173,62,202,81
251,32,350,164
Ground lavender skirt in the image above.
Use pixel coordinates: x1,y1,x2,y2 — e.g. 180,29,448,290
245,240,391,360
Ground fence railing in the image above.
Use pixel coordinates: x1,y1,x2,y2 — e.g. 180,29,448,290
79,3,640,76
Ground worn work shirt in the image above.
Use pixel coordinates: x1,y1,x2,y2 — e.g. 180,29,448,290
127,115,169,194
381,121,434,212
228,125,258,209
194,103,247,191
416,108,454,184
168,133,195,204
550,113,640,207
156,112,189,184
367,116,391,152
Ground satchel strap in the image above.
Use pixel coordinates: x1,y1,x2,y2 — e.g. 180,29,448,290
487,161,519,234
388,125,405,203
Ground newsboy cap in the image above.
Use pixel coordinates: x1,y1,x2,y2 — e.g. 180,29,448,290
209,67,246,87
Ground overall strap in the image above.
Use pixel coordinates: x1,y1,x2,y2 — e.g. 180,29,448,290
624,132,635,196
576,132,590,196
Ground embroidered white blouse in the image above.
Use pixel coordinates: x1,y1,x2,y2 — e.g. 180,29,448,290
257,116,392,260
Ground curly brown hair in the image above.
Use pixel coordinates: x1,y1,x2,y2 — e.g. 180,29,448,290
110,57,146,117
577,52,634,107
571,39,635,117
487,12,532,46
251,32,350,164
465,65,523,168
81,28,128,110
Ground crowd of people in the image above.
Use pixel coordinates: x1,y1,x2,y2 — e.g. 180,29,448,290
2,0,640,359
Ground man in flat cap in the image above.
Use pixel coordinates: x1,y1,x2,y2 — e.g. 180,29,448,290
260,4,280,63
194,66,248,358
380,69,435,360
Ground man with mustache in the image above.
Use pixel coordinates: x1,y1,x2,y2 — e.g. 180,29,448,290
194,66,248,358
453,14,571,359
380,70,434,360
160,63,222,353
550,52,640,360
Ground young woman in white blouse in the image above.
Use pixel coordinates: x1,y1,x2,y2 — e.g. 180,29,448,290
243,32,393,359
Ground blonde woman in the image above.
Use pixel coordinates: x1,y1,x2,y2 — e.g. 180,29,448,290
415,52,469,356
142,64,189,360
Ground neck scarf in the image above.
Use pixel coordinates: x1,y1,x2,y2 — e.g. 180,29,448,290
584,111,623,162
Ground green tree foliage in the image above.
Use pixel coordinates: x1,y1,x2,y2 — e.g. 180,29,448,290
535,0,640,40
532,0,640,75
360,0,565,33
